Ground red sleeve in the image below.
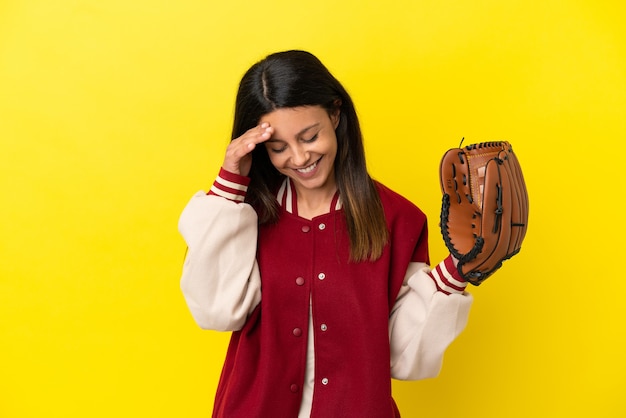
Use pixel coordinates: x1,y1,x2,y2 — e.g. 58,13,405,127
411,219,430,265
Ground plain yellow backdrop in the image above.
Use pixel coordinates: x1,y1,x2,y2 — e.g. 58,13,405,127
1,0,624,417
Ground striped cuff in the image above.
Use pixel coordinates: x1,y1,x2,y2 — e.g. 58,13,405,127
428,255,467,295
208,168,251,203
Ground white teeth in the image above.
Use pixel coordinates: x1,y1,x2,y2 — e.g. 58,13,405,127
297,161,317,173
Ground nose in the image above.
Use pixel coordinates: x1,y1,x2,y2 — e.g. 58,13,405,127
290,144,310,167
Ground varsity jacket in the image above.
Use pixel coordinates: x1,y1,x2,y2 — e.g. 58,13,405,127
179,169,473,418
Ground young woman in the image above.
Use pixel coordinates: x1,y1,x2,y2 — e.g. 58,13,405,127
179,50,473,418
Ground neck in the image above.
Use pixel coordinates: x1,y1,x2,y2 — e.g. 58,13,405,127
294,184,337,220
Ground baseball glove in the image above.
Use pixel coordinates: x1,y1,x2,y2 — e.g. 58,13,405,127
439,140,528,285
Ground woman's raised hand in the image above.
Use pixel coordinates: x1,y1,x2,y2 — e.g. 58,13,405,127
222,123,274,177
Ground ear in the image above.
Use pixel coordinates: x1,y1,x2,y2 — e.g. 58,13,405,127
331,99,342,129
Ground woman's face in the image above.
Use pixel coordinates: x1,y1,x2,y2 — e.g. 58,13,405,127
260,105,339,196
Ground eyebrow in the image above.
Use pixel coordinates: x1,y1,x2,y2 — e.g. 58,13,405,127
268,123,320,142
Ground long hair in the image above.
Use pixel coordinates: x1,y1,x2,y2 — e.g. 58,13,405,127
231,50,388,261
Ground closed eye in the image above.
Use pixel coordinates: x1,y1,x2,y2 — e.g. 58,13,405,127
267,132,319,154
302,133,319,143
269,143,287,154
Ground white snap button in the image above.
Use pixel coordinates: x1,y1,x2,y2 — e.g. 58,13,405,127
318,273,326,280
318,223,326,230
321,378,329,385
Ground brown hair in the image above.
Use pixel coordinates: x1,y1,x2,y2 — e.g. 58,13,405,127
231,50,388,261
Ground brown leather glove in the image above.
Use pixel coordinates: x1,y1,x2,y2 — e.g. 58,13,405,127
440,141,529,285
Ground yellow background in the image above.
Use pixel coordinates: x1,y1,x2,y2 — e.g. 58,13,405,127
1,0,624,417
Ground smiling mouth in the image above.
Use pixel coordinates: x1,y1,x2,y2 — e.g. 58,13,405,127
296,158,320,174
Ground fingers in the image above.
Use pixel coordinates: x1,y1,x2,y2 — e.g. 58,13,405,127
235,123,274,152
222,123,274,176
244,123,274,148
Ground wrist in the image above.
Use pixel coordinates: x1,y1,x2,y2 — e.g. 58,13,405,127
208,168,251,202
430,255,467,295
